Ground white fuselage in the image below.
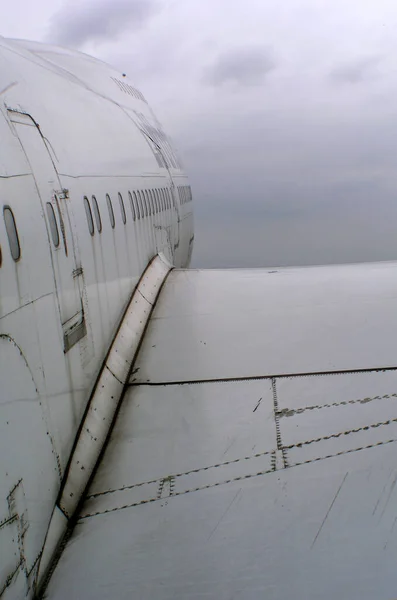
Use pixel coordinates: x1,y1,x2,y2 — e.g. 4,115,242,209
0,37,193,597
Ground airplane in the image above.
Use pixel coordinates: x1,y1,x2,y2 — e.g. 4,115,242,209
1,35,397,600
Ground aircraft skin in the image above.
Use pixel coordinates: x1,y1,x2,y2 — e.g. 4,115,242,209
2,37,397,600
0,36,192,598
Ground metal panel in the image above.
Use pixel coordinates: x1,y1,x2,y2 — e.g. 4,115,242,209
9,111,86,353
46,257,397,598
47,370,397,599
131,263,397,383
83,379,275,512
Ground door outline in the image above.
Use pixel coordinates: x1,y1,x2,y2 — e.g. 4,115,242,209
8,109,86,352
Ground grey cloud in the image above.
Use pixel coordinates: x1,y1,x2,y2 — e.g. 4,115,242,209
329,56,381,84
49,0,158,47
203,46,276,86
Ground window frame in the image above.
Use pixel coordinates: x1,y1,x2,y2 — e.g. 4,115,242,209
166,188,172,209
148,189,155,215
118,192,126,224
134,191,141,220
151,189,157,214
144,190,150,216
128,191,136,221
106,194,115,228
83,196,95,236
46,202,60,247
155,189,161,212
137,191,145,218
92,195,102,232
3,206,21,261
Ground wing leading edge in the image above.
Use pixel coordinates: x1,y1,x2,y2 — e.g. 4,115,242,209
46,262,397,599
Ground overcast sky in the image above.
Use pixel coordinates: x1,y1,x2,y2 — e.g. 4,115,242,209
4,0,397,267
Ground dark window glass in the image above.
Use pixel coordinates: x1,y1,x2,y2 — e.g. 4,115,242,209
106,194,115,228
4,207,21,261
0,244,2,267
148,190,154,215
156,189,161,212
137,191,145,218
46,202,60,247
134,191,140,220
161,189,167,210
84,197,94,236
129,191,136,221
154,189,159,214
166,189,172,209
92,196,102,232
118,192,126,224
150,190,157,214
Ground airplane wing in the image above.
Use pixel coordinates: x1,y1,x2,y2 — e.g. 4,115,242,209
45,259,397,599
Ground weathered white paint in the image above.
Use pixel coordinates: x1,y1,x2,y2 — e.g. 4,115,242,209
2,33,397,600
47,263,397,600
59,254,172,519
0,34,192,599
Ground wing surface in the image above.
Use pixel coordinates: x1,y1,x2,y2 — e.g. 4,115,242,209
47,262,397,599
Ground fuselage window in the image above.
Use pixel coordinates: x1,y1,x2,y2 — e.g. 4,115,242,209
144,190,150,216
4,206,21,261
0,244,2,267
106,194,115,228
92,196,102,232
166,189,171,209
155,189,161,212
46,202,60,247
128,191,136,221
137,191,145,218
134,191,140,220
161,189,167,210
84,196,94,236
148,190,154,215
158,189,163,212
151,190,157,214
119,192,126,224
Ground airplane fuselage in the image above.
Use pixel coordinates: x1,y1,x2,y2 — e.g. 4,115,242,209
0,37,193,597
